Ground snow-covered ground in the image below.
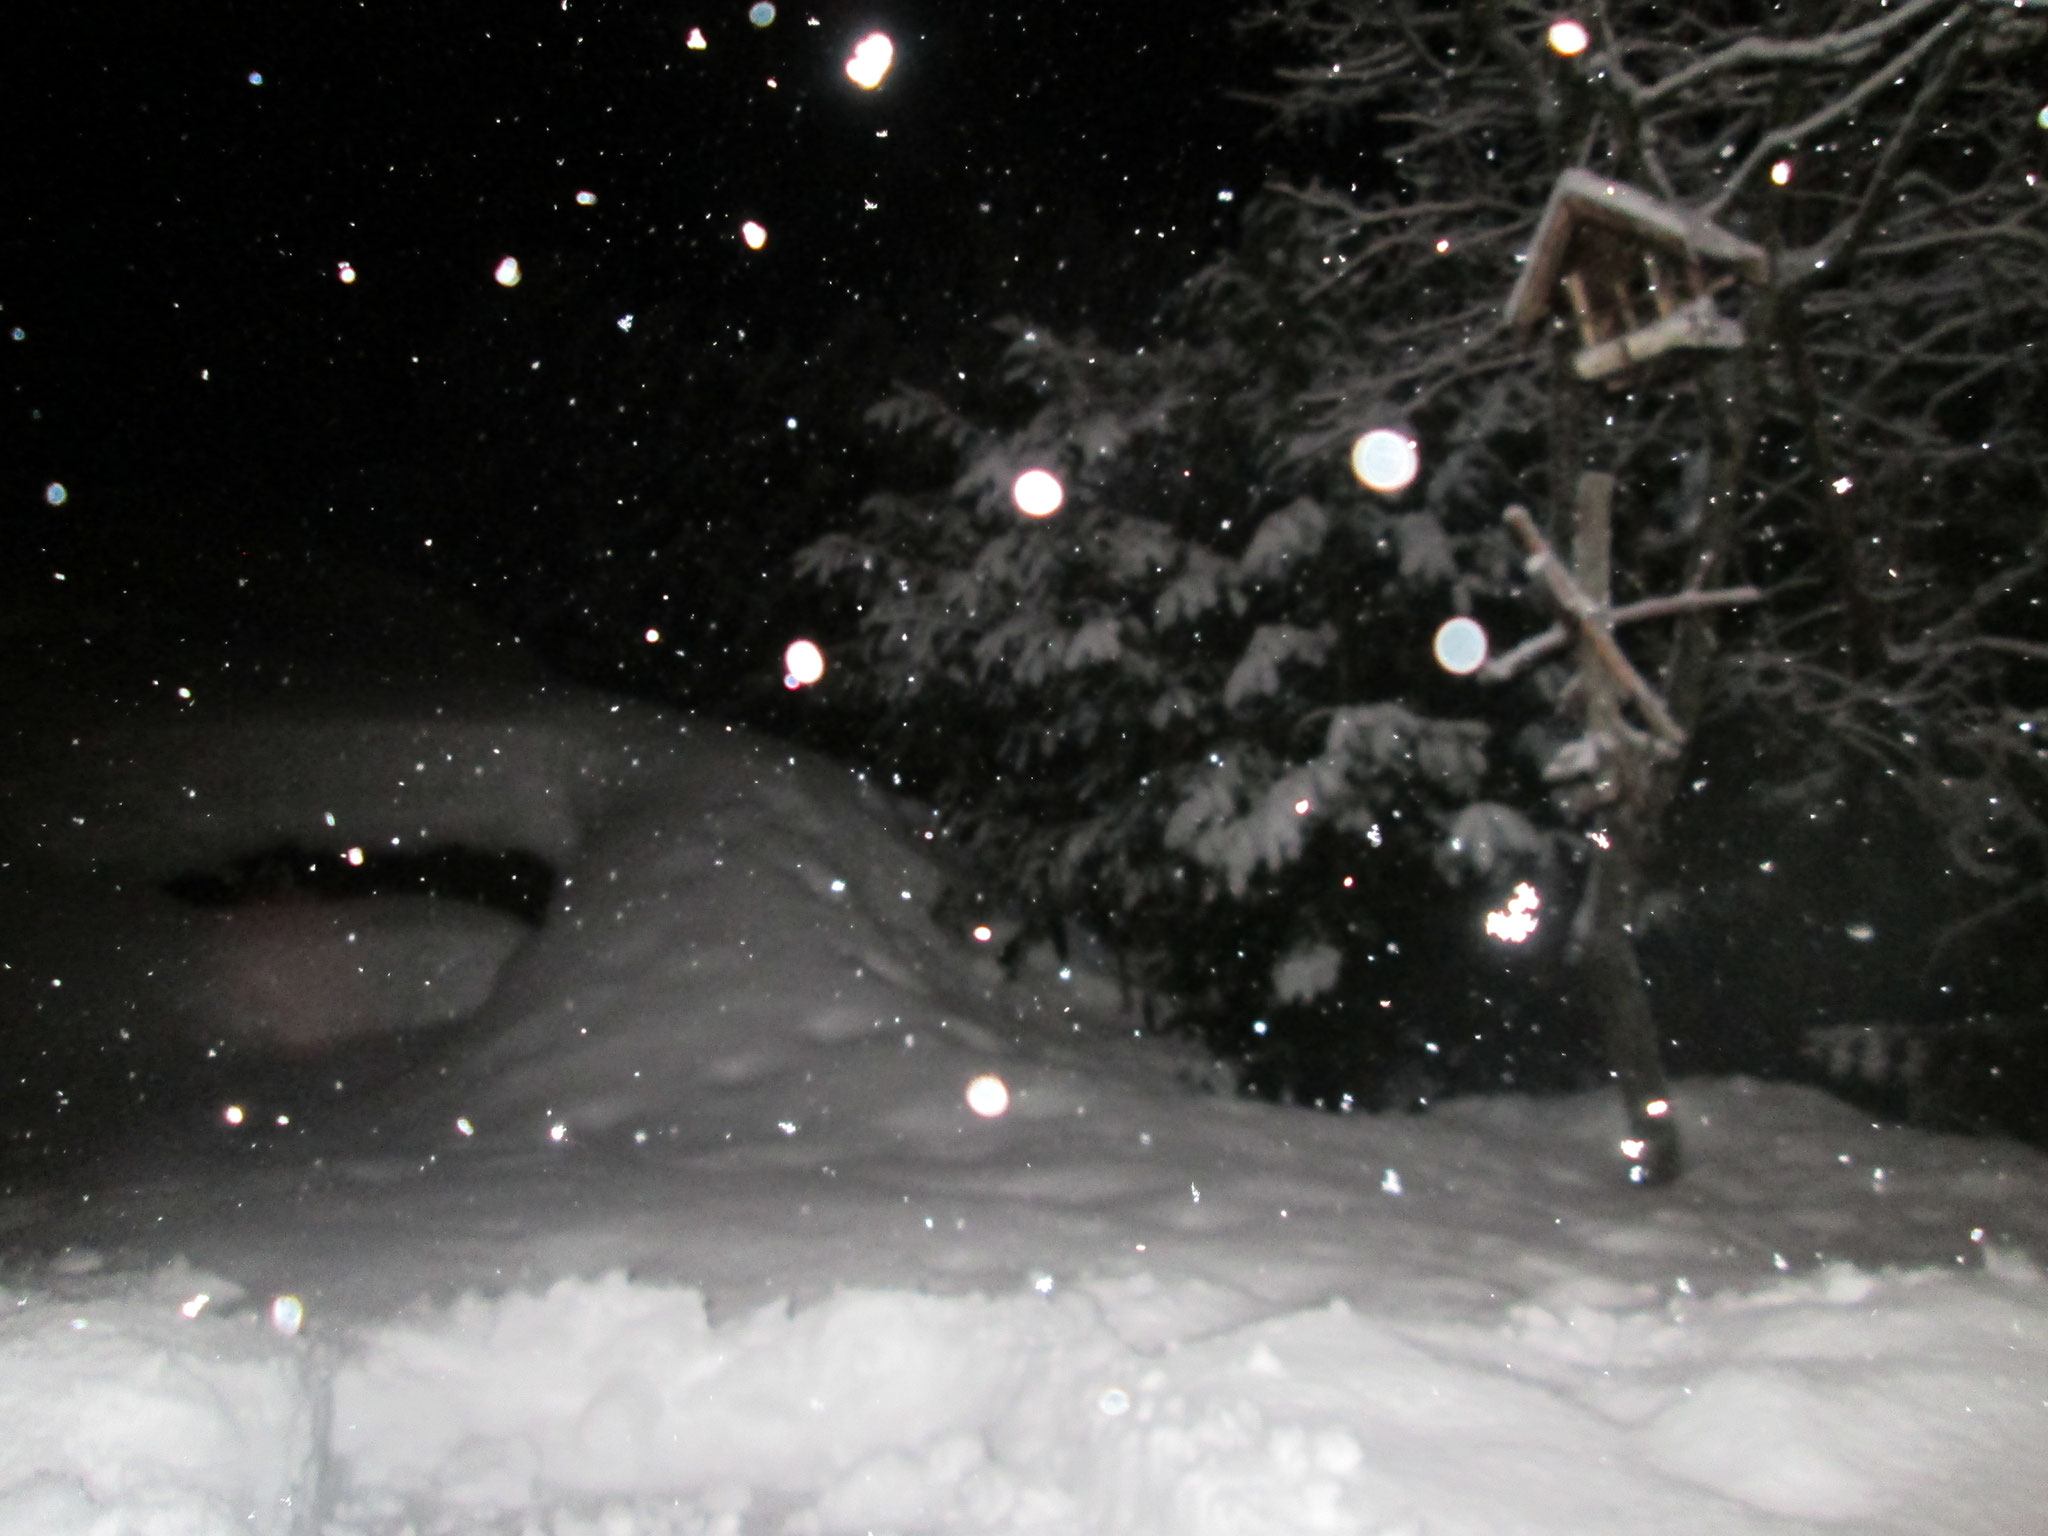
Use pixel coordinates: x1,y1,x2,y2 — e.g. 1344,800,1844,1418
3,680,2045,1536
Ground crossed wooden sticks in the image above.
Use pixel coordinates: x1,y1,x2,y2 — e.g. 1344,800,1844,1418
1485,504,1761,748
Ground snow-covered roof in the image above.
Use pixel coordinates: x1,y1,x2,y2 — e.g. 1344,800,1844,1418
1506,168,1770,341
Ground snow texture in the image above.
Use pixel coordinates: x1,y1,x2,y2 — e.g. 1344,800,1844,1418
3,683,2046,1535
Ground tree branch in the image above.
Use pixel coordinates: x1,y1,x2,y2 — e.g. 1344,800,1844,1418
1706,7,1965,223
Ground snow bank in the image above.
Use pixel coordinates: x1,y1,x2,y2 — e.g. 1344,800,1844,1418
5,684,2047,1534
0,1261,318,1535
7,1250,2041,1536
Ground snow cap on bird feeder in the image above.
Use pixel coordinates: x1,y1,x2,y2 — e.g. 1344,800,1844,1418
1505,169,1768,386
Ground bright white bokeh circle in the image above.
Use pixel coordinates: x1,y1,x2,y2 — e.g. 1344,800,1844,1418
1547,19,1589,56
493,256,522,287
1013,468,1065,517
846,33,894,89
965,1073,1011,1117
783,638,826,686
1350,429,1419,494
1433,616,1489,675
741,221,769,250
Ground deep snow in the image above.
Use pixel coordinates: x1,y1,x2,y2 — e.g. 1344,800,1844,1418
2,681,2045,1535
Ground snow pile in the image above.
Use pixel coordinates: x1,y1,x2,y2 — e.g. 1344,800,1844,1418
0,1261,318,1535
8,1248,2044,1535
3,684,2047,1534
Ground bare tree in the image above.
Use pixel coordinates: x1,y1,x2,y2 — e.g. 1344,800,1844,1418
1237,0,2046,1177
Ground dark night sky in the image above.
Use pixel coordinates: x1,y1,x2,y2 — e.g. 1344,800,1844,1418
9,1,1285,628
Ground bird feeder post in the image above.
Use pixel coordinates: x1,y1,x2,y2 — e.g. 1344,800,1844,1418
1563,471,1683,1185
1482,170,1771,1187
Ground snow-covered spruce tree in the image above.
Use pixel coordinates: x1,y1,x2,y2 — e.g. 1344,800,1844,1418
805,0,2048,1172
798,247,1567,1112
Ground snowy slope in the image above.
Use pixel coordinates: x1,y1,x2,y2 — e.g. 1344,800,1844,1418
2,684,2046,1536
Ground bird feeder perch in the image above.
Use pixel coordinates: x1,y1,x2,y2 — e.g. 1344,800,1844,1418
1505,170,1769,386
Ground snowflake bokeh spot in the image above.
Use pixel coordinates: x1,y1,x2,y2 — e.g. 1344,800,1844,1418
1350,429,1418,494
1546,19,1589,56
1012,468,1064,517
1432,617,1488,675
783,638,826,686
846,32,894,89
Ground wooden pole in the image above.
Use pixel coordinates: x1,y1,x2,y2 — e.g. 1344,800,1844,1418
1567,471,1682,1185
1500,504,1686,745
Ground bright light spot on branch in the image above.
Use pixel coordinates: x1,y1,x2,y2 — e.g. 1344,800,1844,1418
1350,429,1419,494
1547,19,1589,56
741,221,768,250
1294,798,1312,815
494,255,523,287
846,32,894,89
1770,160,1794,186
783,638,826,687
337,261,357,284
1013,468,1065,517
1832,476,1853,494
965,1073,1010,1117
1433,616,1489,675
1434,238,1451,253
1485,881,1542,944
179,1293,210,1319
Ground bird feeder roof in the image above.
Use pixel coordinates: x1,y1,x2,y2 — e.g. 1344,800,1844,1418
1505,169,1770,342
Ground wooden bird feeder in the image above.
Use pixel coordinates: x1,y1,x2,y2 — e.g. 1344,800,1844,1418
1505,169,1769,386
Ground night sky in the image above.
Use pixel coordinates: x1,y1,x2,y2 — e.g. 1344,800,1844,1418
11,0,1288,691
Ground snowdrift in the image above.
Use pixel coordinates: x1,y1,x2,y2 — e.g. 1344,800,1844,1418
3,685,2046,1535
